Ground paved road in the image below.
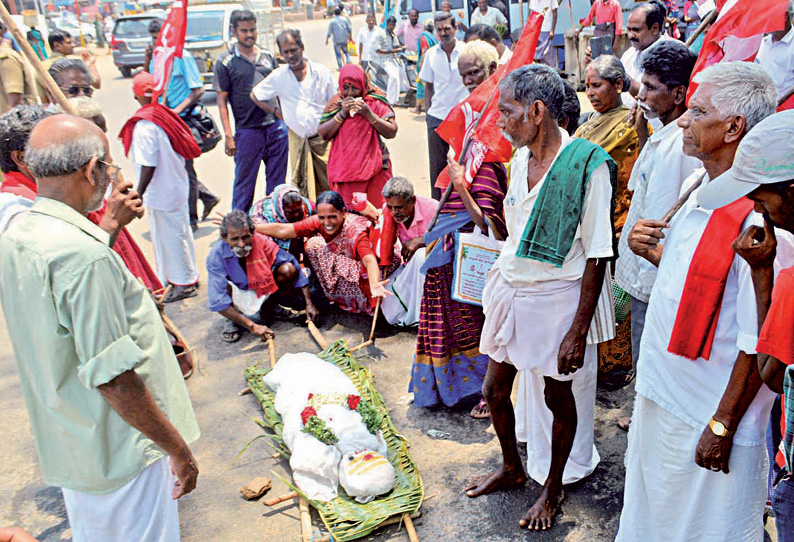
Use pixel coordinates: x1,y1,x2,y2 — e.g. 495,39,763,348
0,14,778,542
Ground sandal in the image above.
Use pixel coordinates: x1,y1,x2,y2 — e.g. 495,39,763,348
222,321,244,343
470,398,491,419
617,416,632,432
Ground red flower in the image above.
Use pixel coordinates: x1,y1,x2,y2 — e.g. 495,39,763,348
308,393,314,400
347,395,361,410
301,406,317,425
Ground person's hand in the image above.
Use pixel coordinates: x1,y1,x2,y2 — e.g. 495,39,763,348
0,527,39,542
557,328,586,375
250,323,274,340
627,219,668,257
369,278,392,298
733,215,777,270
341,97,357,116
549,30,555,39
357,100,375,122
305,301,320,324
631,102,649,141
211,211,225,227
695,424,733,474
224,135,237,157
80,50,95,65
401,237,424,262
446,153,467,191
104,180,144,229
169,447,199,499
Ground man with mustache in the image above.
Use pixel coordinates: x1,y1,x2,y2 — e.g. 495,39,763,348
613,40,700,430
207,210,319,343
617,61,784,542
214,10,288,211
251,29,336,200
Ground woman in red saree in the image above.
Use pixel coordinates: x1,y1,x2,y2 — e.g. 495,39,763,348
255,190,400,315
317,64,398,209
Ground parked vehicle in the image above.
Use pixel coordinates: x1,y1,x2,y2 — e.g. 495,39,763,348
55,18,96,43
366,51,417,108
110,13,164,78
185,3,244,89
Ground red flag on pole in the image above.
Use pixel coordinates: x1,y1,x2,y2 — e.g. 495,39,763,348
151,0,189,103
686,0,788,103
434,11,544,189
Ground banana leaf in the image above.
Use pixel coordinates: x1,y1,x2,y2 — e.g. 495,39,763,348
244,340,424,541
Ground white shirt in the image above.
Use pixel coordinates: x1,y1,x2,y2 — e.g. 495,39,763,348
755,27,794,98
0,192,32,235
529,0,559,33
470,6,507,27
130,120,188,212
357,25,383,62
620,34,675,109
636,171,793,447
614,121,702,302
495,130,615,288
251,60,336,138
498,47,512,65
418,41,469,120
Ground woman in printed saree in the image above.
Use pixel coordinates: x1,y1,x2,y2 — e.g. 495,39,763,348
255,190,399,315
250,184,314,258
410,160,507,418
317,64,397,209
575,54,639,386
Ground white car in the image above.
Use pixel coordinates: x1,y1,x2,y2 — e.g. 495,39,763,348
56,19,96,43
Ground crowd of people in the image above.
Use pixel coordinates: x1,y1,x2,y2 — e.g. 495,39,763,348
1,0,794,540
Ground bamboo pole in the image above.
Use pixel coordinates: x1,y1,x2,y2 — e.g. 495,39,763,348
0,2,75,114
403,514,419,542
312,512,422,542
350,296,380,353
267,337,276,368
299,497,312,542
684,8,718,48
307,320,329,350
263,491,298,506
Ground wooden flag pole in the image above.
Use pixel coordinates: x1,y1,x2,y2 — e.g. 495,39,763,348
684,8,718,48
0,2,75,114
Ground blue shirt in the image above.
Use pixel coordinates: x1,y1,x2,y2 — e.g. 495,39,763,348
206,239,308,312
150,50,203,114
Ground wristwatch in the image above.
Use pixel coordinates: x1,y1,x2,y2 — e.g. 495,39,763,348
709,417,735,438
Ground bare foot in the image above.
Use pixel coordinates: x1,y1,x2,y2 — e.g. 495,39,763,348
519,487,565,530
465,467,527,498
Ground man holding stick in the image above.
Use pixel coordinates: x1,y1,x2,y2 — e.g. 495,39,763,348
616,61,782,542
467,64,616,530
0,114,200,541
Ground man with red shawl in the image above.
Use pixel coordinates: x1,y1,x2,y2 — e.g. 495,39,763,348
317,64,398,209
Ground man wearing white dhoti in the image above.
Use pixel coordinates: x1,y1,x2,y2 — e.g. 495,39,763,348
0,115,200,542
617,62,782,542
122,71,201,303
465,64,616,531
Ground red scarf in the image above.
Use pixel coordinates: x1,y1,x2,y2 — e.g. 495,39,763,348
0,171,37,200
756,266,794,366
667,197,754,361
118,103,202,160
370,202,398,267
246,233,280,297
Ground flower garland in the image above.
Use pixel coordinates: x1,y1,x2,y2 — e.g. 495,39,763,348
300,393,383,445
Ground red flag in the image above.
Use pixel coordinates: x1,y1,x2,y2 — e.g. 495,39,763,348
151,0,189,103
434,11,544,189
686,0,788,102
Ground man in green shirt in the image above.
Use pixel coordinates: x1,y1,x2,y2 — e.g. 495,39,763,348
0,115,200,540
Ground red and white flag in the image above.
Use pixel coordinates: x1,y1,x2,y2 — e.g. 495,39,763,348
687,0,789,103
151,0,189,102
434,11,544,189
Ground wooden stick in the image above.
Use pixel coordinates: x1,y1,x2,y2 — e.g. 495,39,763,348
778,85,794,107
158,284,174,304
684,8,718,48
307,320,329,349
262,491,298,506
368,296,380,342
661,171,706,223
267,337,276,369
238,386,251,396
311,512,422,542
403,514,419,542
0,3,75,114
299,497,312,542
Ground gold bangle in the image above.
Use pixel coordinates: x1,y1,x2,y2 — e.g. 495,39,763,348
334,113,344,124
369,116,378,125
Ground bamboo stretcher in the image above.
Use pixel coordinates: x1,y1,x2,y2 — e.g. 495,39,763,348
244,329,423,541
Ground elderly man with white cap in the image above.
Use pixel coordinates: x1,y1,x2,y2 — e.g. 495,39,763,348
696,109,794,542
616,61,790,542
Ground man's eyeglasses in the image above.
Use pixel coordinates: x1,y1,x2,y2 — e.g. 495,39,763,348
60,85,93,97
98,160,121,183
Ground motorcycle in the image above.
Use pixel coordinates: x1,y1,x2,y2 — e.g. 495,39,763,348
366,50,417,108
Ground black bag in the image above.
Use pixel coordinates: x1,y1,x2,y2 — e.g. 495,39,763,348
184,104,222,153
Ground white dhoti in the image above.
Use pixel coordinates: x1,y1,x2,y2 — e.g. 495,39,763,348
62,457,180,542
149,207,199,286
616,394,768,542
381,247,425,327
383,62,409,105
480,267,600,483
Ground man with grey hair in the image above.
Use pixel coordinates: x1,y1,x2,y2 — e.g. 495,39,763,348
467,64,616,531
617,61,781,541
380,176,437,326
0,115,199,541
